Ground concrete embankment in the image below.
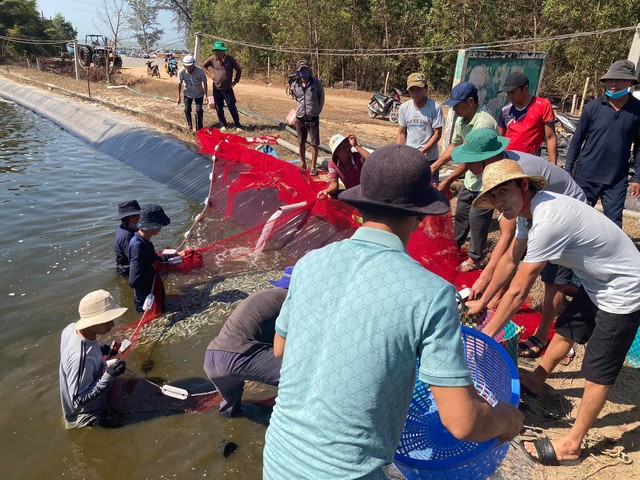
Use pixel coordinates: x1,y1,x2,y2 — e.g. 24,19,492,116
0,78,212,202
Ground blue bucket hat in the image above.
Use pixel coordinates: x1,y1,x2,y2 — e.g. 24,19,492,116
269,266,294,289
137,204,171,230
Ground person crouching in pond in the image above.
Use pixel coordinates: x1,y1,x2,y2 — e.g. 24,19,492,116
317,133,370,200
128,204,185,313
59,290,128,428
466,160,640,466
203,267,293,417
113,199,141,277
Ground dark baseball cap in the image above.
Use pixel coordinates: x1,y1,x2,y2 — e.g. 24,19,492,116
296,60,309,71
499,72,530,93
443,82,478,107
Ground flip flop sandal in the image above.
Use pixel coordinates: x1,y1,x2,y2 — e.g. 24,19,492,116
519,438,583,466
309,169,318,176
518,335,548,358
456,260,481,272
559,347,576,366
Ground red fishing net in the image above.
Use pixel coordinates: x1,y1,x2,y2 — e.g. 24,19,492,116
112,127,542,415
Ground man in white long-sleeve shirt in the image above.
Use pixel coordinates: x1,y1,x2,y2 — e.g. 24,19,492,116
59,290,128,428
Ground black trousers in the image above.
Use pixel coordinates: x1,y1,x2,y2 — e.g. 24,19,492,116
184,96,204,130
454,185,493,261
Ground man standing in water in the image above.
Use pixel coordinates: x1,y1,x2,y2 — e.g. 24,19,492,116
113,199,141,277
466,160,640,466
263,145,523,478
177,55,208,131
59,290,128,428
202,41,243,132
397,72,444,184
129,204,184,313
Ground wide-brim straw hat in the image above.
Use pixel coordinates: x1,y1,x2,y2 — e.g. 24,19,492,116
75,290,127,330
472,159,547,209
338,144,450,216
599,60,638,84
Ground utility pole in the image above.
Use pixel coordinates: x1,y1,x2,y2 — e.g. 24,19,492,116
628,23,640,78
73,40,80,81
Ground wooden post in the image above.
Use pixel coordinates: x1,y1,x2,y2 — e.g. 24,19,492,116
73,41,80,81
194,32,202,64
35,57,41,71
26,57,31,69
579,77,590,113
384,71,390,95
87,68,91,97
628,23,640,78
571,94,577,115
267,56,270,79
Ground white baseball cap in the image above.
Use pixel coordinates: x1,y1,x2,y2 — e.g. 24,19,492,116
182,55,195,66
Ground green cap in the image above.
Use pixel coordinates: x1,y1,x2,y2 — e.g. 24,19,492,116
212,40,228,51
451,128,509,164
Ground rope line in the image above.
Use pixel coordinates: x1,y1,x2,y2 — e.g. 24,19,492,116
199,25,638,57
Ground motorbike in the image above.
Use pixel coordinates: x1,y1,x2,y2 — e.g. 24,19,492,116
367,87,402,122
167,58,178,77
146,61,160,78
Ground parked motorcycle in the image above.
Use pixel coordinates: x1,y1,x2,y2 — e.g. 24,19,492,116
367,87,402,122
146,61,160,78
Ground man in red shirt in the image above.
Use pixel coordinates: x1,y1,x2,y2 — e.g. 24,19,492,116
317,133,370,200
498,72,557,164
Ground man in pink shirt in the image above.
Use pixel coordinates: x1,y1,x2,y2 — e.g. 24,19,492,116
498,72,557,164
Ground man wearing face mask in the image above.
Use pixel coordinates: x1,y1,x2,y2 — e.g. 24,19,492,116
291,60,325,175
565,60,640,228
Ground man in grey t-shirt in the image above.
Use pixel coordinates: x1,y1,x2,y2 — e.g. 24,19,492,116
396,72,444,183
177,55,208,131
59,290,128,428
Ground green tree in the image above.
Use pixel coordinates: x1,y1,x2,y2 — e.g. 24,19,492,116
46,13,77,41
127,0,164,50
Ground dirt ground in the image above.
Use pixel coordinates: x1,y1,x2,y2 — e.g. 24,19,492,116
1,63,639,480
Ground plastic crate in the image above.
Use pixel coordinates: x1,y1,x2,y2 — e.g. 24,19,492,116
394,326,520,480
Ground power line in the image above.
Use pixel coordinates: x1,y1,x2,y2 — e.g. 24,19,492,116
0,34,72,45
200,25,637,57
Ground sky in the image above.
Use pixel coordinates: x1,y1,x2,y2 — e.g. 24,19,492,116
37,0,188,49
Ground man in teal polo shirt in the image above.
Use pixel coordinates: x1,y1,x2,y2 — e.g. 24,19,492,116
431,81,499,271
263,145,523,479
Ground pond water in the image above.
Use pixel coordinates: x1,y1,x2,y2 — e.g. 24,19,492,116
0,99,268,479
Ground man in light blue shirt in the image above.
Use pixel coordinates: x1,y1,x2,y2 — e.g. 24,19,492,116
263,145,523,479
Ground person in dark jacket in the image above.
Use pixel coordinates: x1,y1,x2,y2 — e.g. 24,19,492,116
113,200,141,277
203,266,293,417
564,60,640,228
128,204,184,313
291,60,325,175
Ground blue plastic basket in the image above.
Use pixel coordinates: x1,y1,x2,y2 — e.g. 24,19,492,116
394,326,520,480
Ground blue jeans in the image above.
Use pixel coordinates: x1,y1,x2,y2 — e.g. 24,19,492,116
212,88,241,128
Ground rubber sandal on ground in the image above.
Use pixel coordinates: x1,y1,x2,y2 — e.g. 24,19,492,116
518,335,548,358
519,438,582,466
309,169,318,176
456,260,481,272
559,347,576,366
